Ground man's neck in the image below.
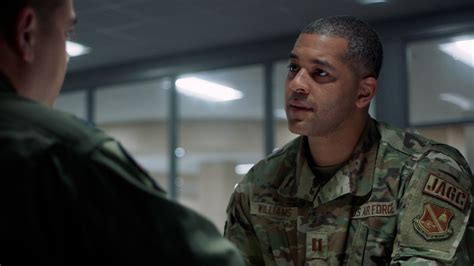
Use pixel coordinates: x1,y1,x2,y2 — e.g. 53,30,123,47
0,58,51,106
0,52,23,94
307,114,369,167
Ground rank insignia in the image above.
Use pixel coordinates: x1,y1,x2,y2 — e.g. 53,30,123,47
306,232,328,259
413,203,454,240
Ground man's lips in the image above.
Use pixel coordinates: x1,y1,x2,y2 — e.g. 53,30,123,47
288,103,313,112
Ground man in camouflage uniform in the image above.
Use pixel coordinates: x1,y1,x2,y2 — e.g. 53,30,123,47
0,0,243,265
225,16,473,265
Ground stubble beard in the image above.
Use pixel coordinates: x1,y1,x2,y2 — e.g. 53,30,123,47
287,110,352,138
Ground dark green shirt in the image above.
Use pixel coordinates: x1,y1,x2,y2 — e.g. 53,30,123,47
304,138,345,186
0,75,244,266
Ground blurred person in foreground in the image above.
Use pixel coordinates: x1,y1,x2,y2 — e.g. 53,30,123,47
0,0,243,265
225,15,473,265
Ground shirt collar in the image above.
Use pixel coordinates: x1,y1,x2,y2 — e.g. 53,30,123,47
278,118,380,207
0,72,17,94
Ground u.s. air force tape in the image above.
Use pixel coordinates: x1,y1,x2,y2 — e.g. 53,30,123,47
351,200,397,219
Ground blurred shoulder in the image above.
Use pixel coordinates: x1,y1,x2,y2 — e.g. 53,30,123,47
0,94,111,159
240,136,302,185
376,119,471,181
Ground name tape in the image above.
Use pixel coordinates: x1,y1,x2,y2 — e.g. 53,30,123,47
250,202,298,219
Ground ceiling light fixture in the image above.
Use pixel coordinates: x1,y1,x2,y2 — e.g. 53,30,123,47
439,93,472,111
66,41,91,57
439,39,474,68
175,77,243,102
356,0,388,5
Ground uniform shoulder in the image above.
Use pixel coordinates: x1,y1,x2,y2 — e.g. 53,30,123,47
240,136,302,185
418,145,472,187
0,94,111,157
376,120,439,156
376,120,471,178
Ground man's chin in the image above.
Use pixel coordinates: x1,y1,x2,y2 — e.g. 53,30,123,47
287,121,307,135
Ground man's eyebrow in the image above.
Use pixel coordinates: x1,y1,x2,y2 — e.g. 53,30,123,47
311,59,336,71
289,52,336,71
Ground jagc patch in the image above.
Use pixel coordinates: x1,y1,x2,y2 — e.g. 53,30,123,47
413,203,454,241
398,159,471,256
423,174,469,211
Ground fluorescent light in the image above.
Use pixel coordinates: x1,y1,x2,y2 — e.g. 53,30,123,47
66,41,91,57
439,93,472,111
235,164,254,175
439,39,474,68
175,77,243,102
357,0,388,5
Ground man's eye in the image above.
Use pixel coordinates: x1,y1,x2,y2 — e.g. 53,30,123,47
315,69,329,77
287,63,299,73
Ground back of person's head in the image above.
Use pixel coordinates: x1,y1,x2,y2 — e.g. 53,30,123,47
0,0,73,107
301,16,383,79
0,0,66,46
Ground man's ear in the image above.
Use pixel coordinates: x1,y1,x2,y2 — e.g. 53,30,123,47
356,76,377,109
14,6,38,62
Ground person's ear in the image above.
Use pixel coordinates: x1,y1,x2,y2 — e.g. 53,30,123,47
14,6,39,62
356,76,377,109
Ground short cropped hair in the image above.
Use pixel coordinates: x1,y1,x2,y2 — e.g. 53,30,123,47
0,0,65,45
301,16,383,78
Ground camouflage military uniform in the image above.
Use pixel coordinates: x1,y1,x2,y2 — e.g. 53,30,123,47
0,74,244,266
225,118,473,265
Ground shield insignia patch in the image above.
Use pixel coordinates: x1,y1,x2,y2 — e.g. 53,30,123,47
413,203,454,240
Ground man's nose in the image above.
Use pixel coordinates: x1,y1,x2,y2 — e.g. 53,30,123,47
288,69,310,94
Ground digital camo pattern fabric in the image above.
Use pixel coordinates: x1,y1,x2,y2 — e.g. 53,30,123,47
225,118,473,265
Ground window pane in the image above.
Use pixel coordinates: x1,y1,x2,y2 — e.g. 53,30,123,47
414,123,474,167
177,65,264,231
407,33,474,125
95,79,169,188
55,90,87,119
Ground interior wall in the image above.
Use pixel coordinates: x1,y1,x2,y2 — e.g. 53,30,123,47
416,124,474,166
101,120,296,168
101,120,295,230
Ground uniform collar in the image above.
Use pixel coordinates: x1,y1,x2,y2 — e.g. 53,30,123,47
0,72,17,94
278,118,380,207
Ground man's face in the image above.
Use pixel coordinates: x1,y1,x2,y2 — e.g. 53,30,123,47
34,0,76,106
285,34,360,137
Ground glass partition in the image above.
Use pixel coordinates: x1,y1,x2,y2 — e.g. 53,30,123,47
407,32,474,126
177,65,264,231
407,32,474,165
273,60,298,148
95,78,169,188
55,90,87,119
